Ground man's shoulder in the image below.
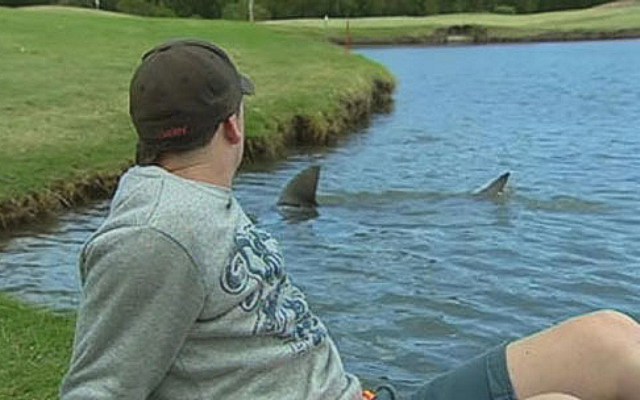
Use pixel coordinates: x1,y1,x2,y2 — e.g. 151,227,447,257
107,166,234,232
95,174,244,257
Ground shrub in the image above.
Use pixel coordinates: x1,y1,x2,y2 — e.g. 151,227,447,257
493,4,516,14
222,1,270,21
221,1,243,19
58,0,118,10
116,0,175,17
57,0,94,8
0,0,52,6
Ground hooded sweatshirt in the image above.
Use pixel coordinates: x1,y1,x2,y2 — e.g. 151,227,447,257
60,166,362,400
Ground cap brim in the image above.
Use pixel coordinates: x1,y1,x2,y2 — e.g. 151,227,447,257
240,74,255,95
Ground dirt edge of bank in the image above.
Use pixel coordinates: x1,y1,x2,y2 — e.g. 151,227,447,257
0,77,395,233
331,27,640,46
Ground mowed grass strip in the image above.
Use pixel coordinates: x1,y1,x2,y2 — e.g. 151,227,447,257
264,1,640,42
0,293,75,400
0,6,392,204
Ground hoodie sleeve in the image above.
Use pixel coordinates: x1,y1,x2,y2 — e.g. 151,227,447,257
60,227,206,399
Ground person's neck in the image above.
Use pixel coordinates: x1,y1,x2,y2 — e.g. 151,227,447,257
167,163,233,189
159,152,235,189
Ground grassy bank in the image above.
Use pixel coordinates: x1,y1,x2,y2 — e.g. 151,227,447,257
0,6,394,231
264,1,640,44
0,293,75,399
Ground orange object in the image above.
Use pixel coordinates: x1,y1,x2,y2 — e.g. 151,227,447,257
362,389,377,400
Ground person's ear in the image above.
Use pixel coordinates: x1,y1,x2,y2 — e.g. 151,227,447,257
222,114,242,145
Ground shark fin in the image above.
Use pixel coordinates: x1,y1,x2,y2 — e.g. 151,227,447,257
277,165,320,208
474,171,510,198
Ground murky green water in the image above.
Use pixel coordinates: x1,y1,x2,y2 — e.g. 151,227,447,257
1,39,639,394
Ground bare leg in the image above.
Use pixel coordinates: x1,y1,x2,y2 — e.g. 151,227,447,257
507,310,640,400
526,395,581,400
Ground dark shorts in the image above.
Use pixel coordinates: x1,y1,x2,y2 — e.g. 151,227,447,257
408,343,516,400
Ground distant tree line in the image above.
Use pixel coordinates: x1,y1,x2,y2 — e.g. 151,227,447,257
263,0,615,17
2,0,615,19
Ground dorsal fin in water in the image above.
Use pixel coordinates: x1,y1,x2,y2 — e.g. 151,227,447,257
277,165,320,208
473,172,510,198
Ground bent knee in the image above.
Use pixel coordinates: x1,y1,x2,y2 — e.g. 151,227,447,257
581,310,638,333
568,310,639,355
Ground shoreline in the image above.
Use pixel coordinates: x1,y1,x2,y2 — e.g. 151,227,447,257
4,29,637,232
331,28,640,47
0,78,394,233
266,3,640,48
3,28,638,233
2,3,640,233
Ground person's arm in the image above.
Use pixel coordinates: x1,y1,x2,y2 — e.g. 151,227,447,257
61,227,206,399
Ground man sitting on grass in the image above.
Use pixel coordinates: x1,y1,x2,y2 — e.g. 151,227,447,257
61,39,640,400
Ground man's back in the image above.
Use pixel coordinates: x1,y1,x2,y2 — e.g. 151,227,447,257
61,166,361,400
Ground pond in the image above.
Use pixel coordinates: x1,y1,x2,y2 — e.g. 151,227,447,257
1,39,639,394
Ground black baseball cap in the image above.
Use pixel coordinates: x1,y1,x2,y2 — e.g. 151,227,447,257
129,39,254,165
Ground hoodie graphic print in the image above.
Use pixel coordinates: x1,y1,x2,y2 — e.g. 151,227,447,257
221,223,327,355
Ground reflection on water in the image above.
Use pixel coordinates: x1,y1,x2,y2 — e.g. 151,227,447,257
2,40,640,394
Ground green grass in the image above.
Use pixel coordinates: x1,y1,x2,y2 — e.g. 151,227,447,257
0,6,391,204
0,294,75,400
264,2,640,42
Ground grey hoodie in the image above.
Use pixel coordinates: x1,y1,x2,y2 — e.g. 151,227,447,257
60,166,362,400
